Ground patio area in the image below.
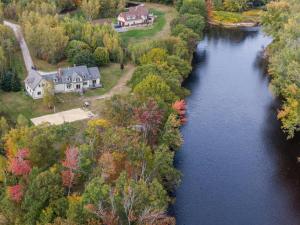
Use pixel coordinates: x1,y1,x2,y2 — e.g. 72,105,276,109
31,108,95,126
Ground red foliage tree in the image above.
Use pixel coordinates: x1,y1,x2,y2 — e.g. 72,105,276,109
61,147,79,194
62,146,79,170
8,184,23,203
134,100,164,145
172,100,187,124
9,149,31,176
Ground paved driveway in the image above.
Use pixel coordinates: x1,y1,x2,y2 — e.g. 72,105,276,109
31,108,95,126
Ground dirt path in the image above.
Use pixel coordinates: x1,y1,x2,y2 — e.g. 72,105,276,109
86,64,135,101
4,20,34,73
144,3,177,39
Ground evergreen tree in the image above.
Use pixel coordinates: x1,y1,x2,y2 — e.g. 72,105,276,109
11,72,21,92
0,71,12,92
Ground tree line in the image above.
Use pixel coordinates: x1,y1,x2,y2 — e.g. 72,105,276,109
261,0,300,138
0,24,21,92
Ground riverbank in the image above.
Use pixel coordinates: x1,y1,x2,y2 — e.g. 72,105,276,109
210,9,261,28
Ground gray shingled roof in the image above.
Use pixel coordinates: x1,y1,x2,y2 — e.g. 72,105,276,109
25,66,101,90
25,69,43,90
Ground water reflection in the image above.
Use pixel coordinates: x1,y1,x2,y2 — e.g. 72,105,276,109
206,25,260,44
172,27,300,225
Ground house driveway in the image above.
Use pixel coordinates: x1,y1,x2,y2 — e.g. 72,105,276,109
4,20,34,73
31,108,95,126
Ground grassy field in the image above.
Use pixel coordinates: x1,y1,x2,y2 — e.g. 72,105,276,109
0,63,127,123
120,9,166,44
212,9,262,24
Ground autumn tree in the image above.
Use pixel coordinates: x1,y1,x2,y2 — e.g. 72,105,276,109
8,184,23,203
81,0,100,21
103,95,135,127
172,99,187,124
9,148,31,177
224,0,249,12
22,12,69,63
206,0,213,20
140,48,168,65
0,116,9,139
134,100,164,145
261,1,290,39
160,113,183,150
93,47,109,66
21,169,65,225
43,81,55,109
117,0,126,13
16,114,29,128
133,75,177,104
61,147,79,195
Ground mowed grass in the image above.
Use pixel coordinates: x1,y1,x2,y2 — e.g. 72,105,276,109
84,63,125,97
212,9,262,24
0,91,51,123
120,9,166,44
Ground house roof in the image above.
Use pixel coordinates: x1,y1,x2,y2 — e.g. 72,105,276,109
25,65,101,90
25,69,43,90
119,5,149,21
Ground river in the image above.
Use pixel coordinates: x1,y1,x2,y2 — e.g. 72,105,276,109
172,27,300,225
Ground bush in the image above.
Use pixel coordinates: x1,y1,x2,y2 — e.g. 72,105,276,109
93,47,109,66
224,0,248,12
72,49,96,67
65,40,91,60
179,0,206,17
171,13,205,35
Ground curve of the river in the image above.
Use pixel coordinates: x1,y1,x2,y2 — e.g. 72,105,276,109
172,27,300,225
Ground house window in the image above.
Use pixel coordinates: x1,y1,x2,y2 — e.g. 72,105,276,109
76,84,81,89
67,77,71,81
83,82,88,85
67,84,72,89
93,80,97,85
76,78,80,82
37,91,41,95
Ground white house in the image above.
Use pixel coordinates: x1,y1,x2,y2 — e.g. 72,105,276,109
117,4,154,27
25,65,101,99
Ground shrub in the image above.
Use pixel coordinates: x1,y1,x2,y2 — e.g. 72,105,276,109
93,47,109,66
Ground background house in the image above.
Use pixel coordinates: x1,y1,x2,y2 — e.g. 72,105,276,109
25,66,101,99
117,4,154,27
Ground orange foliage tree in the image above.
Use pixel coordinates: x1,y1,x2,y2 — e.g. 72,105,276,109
172,100,187,124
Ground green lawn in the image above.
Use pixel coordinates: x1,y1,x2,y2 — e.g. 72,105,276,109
0,91,51,123
120,9,166,44
84,63,125,97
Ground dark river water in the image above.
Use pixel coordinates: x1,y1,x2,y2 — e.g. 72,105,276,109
171,27,300,225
